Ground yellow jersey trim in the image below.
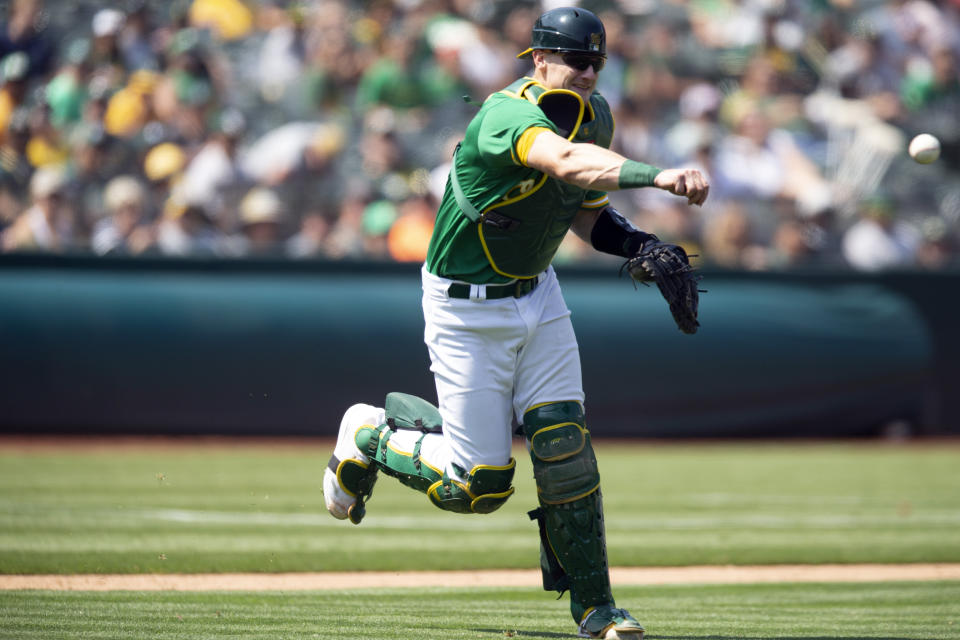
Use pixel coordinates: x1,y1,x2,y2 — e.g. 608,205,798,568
516,127,551,166
582,195,609,209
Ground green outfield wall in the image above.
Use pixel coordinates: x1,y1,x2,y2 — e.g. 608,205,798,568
0,254,954,437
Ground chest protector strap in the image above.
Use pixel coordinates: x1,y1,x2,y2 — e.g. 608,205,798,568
450,143,482,223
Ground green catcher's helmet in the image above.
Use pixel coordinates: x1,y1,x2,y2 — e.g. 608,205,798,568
517,7,606,59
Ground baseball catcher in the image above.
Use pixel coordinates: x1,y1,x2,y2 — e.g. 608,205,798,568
324,7,708,640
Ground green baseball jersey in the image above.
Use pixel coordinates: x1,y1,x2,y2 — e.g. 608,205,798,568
426,77,615,284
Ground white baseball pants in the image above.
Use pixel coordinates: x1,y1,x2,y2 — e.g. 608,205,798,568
403,264,586,478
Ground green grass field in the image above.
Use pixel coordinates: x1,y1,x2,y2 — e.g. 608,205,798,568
2,582,959,639
1,439,959,639
1,440,958,573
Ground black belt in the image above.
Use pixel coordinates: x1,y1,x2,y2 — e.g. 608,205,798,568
447,277,541,300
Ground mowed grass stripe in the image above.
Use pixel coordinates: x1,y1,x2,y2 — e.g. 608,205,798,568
1,582,959,640
1,441,958,573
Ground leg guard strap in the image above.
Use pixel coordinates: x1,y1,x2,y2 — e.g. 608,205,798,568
362,425,442,494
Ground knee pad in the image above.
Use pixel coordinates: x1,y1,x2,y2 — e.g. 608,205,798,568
427,459,516,514
522,401,600,504
363,392,516,514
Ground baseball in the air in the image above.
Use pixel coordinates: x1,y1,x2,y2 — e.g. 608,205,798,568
908,133,941,164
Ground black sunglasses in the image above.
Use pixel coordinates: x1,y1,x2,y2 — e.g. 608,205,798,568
560,52,606,73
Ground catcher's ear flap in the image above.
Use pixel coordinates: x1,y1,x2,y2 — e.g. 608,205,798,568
536,89,585,140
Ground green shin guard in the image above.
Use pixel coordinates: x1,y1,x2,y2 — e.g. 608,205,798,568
362,392,517,515
523,401,614,623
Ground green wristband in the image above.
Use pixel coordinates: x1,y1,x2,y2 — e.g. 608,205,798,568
618,160,662,189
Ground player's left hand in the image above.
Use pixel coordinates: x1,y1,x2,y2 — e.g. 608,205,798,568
624,238,702,334
654,168,709,206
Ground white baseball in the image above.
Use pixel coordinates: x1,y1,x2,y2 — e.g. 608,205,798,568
909,133,940,164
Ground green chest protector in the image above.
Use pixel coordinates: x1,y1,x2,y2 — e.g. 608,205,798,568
450,80,615,279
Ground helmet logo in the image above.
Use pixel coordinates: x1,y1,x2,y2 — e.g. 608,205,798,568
589,32,602,51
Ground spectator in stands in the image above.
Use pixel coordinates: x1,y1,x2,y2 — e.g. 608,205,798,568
842,195,920,271
102,68,159,140
0,108,33,204
713,106,827,208
354,29,426,113
90,174,152,255
45,40,91,131
763,217,815,270
0,52,31,137
151,29,220,146
701,203,767,270
255,4,308,108
235,186,286,256
286,208,335,259
914,216,957,270
664,82,723,165
324,190,368,259
1,163,74,251
154,186,230,257
179,107,249,225
142,140,187,216
900,46,960,169
719,55,804,132
0,0,55,83
88,8,125,73
387,194,434,263
117,2,160,72
0,0,954,271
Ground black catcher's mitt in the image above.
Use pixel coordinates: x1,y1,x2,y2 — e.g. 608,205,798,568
623,238,701,334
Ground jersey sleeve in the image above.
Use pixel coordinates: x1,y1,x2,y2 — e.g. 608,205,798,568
476,97,555,168
581,191,609,209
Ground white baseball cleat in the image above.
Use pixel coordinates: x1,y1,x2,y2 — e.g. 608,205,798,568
323,403,381,520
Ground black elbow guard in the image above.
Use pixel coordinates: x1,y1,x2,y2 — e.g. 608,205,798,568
590,207,656,258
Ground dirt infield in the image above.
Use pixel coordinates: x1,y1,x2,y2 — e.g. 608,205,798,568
4,564,960,591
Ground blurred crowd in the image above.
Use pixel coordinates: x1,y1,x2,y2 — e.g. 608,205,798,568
0,0,958,271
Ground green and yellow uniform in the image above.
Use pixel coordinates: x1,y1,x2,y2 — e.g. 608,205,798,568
426,77,615,282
